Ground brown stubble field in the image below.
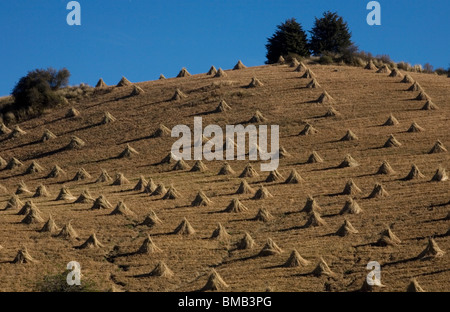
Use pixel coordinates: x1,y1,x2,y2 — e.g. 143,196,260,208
0,61,448,292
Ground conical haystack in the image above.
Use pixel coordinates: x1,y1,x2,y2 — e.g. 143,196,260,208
159,74,166,80
191,190,212,207
74,190,94,204
401,74,414,83
431,167,448,182
0,122,11,135
172,159,190,171
236,180,255,194
17,201,40,215
112,173,130,185
278,146,291,158
215,99,231,113
253,207,274,222
173,217,195,235
40,214,60,233
403,164,425,180
338,154,359,168
95,78,107,88
324,106,341,117
162,186,181,200
201,269,229,291
171,88,187,101
247,77,263,88
407,122,424,133
265,169,284,182
4,195,24,210
151,183,167,196
77,233,104,249
236,232,255,250
284,249,310,267
66,136,85,150
421,100,438,110
95,169,112,183
143,178,157,194
277,55,286,64
384,134,402,148
377,160,395,175
304,211,326,227
239,164,259,178
295,62,307,72
299,123,318,136
56,187,76,201
317,91,333,104
7,126,26,139
383,114,399,126
177,67,191,78
368,183,389,198
252,185,273,200
290,58,300,67
130,85,144,96
301,195,321,214
110,201,136,217
376,228,401,246
224,198,248,213
389,68,403,78
233,60,247,70
340,198,362,215
207,65,217,75
190,160,208,172
406,279,425,292
46,165,66,178
116,76,131,87
151,124,172,138
55,221,78,240
12,248,35,264
218,162,235,175
21,208,44,224
91,195,112,210
336,220,359,237
376,65,391,74
407,81,423,92
133,176,148,192
136,234,161,254
15,181,32,195
140,210,162,227
0,156,6,168
429,140,447,154
65,107,80,118
258,238,283,256
301,68,315,79
100,112,116,124
149,261,173,278
284,169,304,184
307,151,323,164
40,129,57,142
365,60,377,70
340,130,358,141
415,91,430,101
72,168,92,181
118,144,139,159
214,68,227,78
248,110,267,123
33,184,50,198
417,238,445,259
5,157,24,170
312,258,336,278
24,161,45,175
306,78,321,88
211,223,231,242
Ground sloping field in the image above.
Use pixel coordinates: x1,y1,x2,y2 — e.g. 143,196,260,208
0,62,448,292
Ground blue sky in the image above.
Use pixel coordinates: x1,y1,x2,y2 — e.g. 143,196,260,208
0,0,449,96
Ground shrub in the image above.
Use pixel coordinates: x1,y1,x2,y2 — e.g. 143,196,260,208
319,55,334,65
35,270,98,292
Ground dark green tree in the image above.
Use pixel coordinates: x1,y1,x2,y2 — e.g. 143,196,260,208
265,18,310,64
309,11,352,55
11,67,70,113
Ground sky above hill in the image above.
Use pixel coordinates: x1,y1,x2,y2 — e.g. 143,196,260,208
0,0,449,96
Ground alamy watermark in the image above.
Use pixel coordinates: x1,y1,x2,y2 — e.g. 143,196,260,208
66,261,81,286
171,117,280,172
367,1,381,26
366,261,382,286
66,1,81,26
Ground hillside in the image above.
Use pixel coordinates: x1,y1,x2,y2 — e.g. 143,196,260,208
0,61,449,292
